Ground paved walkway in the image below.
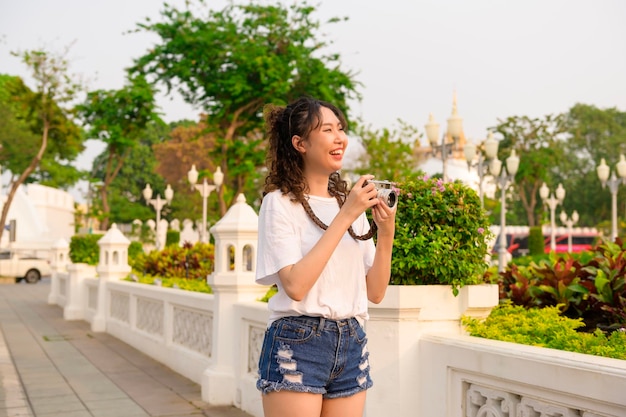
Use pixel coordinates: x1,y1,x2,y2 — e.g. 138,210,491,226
0,279,255,417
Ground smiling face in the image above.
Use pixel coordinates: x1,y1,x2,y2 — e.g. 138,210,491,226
292,105,348,181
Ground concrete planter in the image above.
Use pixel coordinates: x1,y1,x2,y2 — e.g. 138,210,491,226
365,284,498,417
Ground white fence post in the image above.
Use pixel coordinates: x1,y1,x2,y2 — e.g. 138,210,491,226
63,263,95,320
203,194,269,406
366,284,499,417
48,238,69,305
92,223,131,332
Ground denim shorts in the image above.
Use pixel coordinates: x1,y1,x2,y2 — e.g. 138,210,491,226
256,315,373,399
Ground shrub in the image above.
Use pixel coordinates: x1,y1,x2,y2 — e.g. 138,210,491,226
137,241,214,280
391,175,493,294
463,303,626,360
128,241,144,260
496,238,626,332
528,226,544,255
69,234,104,265
165,230,180,247
126,272,212,293
260,285,278,302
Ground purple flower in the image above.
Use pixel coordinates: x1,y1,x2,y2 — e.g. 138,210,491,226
477,227,485,234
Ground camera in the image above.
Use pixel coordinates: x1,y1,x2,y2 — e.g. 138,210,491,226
364,180,398,208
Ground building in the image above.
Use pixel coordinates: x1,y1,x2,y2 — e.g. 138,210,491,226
0,183,75,258
415,93,497,199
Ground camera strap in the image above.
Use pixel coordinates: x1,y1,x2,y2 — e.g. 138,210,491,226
301,196,376,241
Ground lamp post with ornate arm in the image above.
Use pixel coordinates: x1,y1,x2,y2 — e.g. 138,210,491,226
188,165,224,243
490,150,520,272
596,155,626,242
540,182,566,252
142,184,174,250
424,94,463,182
560,210,579,253
463,131,499,208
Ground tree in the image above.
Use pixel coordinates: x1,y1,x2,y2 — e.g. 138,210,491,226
492,114,567,227
76,74,160,231
0,48,84,243
90,120,172,226
130,0,360,213
152,116,224,223
0,75,40,170
561,103,626,231
351,119,422,182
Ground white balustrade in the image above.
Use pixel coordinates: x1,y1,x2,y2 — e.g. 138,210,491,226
47,195,626,417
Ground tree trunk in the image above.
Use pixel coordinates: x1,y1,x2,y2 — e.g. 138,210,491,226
99,186,110,232
0,121,49,242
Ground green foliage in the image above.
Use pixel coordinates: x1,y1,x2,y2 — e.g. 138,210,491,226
98,121,171,225
165,230,180,247
562,104,626,228
391,175,493,294
76,74,160,230
69,234,104,265
260,285,278,302
5,63,84,188
510,253,550,267
125,272,212,294
497,238,626,331
128,221,155,245
463,303,626,360
528,226,544,255
492,114,566,227
131,0,360,204
582,239,626,329
0,48,85,244
351,120,421,181
0,75,50,175
128,241,144,260
132,242,214,281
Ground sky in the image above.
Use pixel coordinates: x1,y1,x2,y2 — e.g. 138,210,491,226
1,0,625,202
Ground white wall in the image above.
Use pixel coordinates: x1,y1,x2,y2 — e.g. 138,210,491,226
0,183,75,255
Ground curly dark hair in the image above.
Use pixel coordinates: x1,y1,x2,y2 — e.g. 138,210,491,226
262,96,376,241
262,96,349,203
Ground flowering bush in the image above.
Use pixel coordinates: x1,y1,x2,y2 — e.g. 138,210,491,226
391,175,493,294
130,241,215,280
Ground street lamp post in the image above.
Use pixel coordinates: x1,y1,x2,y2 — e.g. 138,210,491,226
490,150,520,272
424,94,463,182
463,132,499,208
187,165,224,243
142,184,174,250
560,210,579,253
540,182,566,252
596,155,626,242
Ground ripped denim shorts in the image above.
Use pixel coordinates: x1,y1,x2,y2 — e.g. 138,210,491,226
256,315,373,399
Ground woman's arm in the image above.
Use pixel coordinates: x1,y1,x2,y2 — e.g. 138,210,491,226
366,201,397,303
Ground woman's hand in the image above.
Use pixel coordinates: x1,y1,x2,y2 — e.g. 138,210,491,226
371,198,396,237
342,175,379,220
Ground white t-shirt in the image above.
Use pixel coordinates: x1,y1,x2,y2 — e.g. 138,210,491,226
256,190,376,324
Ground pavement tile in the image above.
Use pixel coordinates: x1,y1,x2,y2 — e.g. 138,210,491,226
24,384,76,398
0,406,33,417
83,398,150,417
29,394,86,415
0,397,29,409
36,410,92,417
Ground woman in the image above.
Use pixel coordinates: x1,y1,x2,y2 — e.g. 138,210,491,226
256,96,396,417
